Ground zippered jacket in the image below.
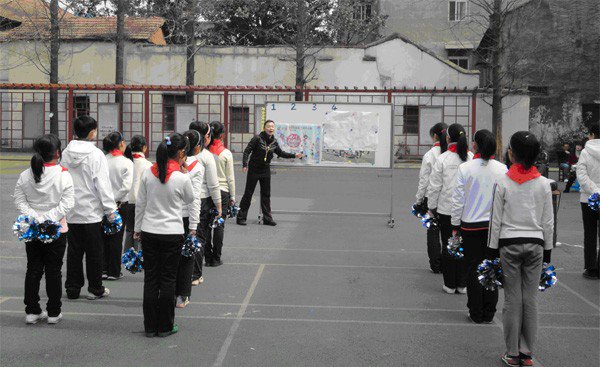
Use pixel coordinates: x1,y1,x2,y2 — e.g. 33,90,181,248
242,132,295,175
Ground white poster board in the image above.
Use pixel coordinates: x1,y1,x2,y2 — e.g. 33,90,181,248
175,104,197,133
419,107,443,145
323,111,379,151
98,103,120,136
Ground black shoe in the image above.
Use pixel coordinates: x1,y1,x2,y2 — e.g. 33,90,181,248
236,218,247,226
158,324,178,337
205,259,215,267
145,331,157,338
583,269,599,279
263,219,277,226
213,259,223,267
66,291,80,300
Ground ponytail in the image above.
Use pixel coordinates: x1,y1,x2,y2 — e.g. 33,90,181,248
102,131,124,153
474,129,496,161
430,122,448,153
156,141,169,183
155,133,189,184
447,123,468,161
509,131,540,169
31,134,62,183
209,121,225,147
125,135,147,161
189,120,210,151
124,144,133,161
31,153,45,183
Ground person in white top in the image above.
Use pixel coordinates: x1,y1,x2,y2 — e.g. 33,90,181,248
101,132,134,281
450,129,507,324
134,133,194,338
427,123,474,294
414,122,447,273
14,134,74,325
61,116,116,301
123,135,153,251
576,123,600,279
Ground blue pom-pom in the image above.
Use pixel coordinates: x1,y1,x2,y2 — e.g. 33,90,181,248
121,247,143,274
447,235,464,259
181,234,202,257
411,203,428,218
209,208,225,228
102,211,123,235
13,215,37,242
588,193,599,211
227,204,240,218
477,258,504,291
539,263,557,291
420,213,438,229
37,220,62,243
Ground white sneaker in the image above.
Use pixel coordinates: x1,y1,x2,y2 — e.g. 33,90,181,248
175,296,189,309
87,288,110,300
457,287,467,294
442,285,456,294
47,313,63,324
25,311,48,324
191,276,204,286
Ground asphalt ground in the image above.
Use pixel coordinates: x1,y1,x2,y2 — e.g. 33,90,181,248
0,153,599,367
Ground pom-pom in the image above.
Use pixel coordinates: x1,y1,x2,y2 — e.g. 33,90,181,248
181,234,202,257
121,248,143,274
102,211,123,235
13,215,37,242
588,193,599,211
420,213,438,229
477,258,504,291
447,235,464,259
209,208,225,228
37,220,62,243
227,204,240,218
539,263,557,291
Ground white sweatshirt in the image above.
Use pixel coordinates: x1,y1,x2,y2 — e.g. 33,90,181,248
61,140,117,223
106,153,134,203
14,165,75,224
427,146,474,216
211,147,236,202
135,168,195,235
127,153,153,204
488,174,554,250
182,156,205,230
415,145,441,204
576,139,600,203
451,158,508,228
195,149,222,204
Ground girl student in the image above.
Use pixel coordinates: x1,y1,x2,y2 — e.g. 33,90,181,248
488,132,554,367
189,121,222,276
414,122,448,273
14,134,74,324
102,132,134,280
175,130,204,308
123,135,153,251
134,133,195,338
427,123,473,294
206,121,236,266
450,129,507,324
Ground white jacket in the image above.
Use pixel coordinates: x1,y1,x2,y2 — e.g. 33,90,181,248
451,158,508,228
427,146,474,215
415,145,441,204
576,139,600,203
182,156,205,230
135,168,195,235
195,149,222,203
14,165,75,224
61,140,117,223
211,147,236,202
106,153,134,203
127,153,153,204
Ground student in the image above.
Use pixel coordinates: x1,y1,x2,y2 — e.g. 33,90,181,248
206,121,236,266
451,129,507,323
488,131,554,367
102,132,133,280
427,123,473,294
134,133,194,338
61,116,116,300
189,121,222,275
414,122,448,273
123,135,152,250
14,134,74,324
576,123,599,279
176,130,204,308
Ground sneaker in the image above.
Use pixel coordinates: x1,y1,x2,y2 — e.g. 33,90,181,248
236,218,247,226
213,259,223,267
106,273,124,281
158,324,178,337
25,311,47,324
175,296,190,309
191,277,204,286
145,332,156,338
456,287,467,294
263,220,277,226
66,291,80,300
205,259,215,267
583,269,599,279
442,285,456,294
501,354,521,366
47,313,63,324
86,288,110,300
519,353,534,366
102,273,108,280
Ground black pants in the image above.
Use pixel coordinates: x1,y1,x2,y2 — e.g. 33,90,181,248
238,171,272,221
438,214,467,289
141,231,183,333
427,225,442,272
176,217,194,298
462,229,498,322
200,191,230,263
66,222,105,297
103,205,125,277
121,202,137,251
581,203,600,272
24,236,67,317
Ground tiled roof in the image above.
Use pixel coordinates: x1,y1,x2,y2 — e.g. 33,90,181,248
0,0,74,22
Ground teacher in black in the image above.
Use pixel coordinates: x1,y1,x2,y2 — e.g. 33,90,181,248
237,120,303,226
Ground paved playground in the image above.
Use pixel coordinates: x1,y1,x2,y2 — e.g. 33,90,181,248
0,155,599,367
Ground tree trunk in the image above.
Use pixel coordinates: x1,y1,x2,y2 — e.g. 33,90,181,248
185,8,195,104
49,0,59,135
294,0,307,102
295,46,304,101
490,0,503,157
115,0,125,129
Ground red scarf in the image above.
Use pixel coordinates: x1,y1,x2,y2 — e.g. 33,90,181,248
473,153,495,159
209,139,226,156
110,149,123,157
187,158,199,172
151,159,181,183
43,163,68,171
506,164,541,184
132,153,145,159
448,143,457,153
434,142,440,147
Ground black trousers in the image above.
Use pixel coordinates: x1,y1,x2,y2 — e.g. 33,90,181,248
438,214,467,289
24,236,67,317
581,203,600,271
427,225,442,272
141,231,183,333
121,202,137,251
200,191,230,263
462,229,498,322
176,217,194,298
103,205,125,277
66,222,105,297
238,171,272,221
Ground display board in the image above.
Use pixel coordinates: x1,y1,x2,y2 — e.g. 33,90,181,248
23,102,44,140
175,104,197,133
262,102,393,168
418,107,443,145
98,103,120,136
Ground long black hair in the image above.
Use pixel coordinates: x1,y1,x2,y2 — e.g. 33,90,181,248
102,131,124,153
31,134,62,183
209,121,225,147
156,133,188,184
430,122,448,153
183,129,201,157
73,115,97,139
189,121,210,151
124,135,147,161
447,123,469,161
509,131,540,169
473,129,496,161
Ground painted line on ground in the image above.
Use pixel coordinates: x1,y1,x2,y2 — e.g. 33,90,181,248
226,246,422,254
556,280,600,311
556,242,584,249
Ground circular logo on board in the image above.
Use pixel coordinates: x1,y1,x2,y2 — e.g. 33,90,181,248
286,133,301,148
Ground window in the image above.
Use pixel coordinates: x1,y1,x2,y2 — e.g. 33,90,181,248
73,95,90,117
230,106,249,133
449,1,468,21
403,106,419,135
162,94,187,131
353,3,372,20
447,49,470,69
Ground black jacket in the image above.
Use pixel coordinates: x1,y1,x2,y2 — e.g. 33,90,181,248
243,132,295,174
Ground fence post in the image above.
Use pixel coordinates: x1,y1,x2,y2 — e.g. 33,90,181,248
304,89,310,101
144,89,150,147
471,92,477,137
223,90,229,147
67,88,73,141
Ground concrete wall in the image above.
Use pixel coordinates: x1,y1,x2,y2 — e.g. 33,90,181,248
476,94,530,150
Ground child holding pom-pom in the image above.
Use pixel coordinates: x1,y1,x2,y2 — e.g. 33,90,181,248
14,134,74,324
